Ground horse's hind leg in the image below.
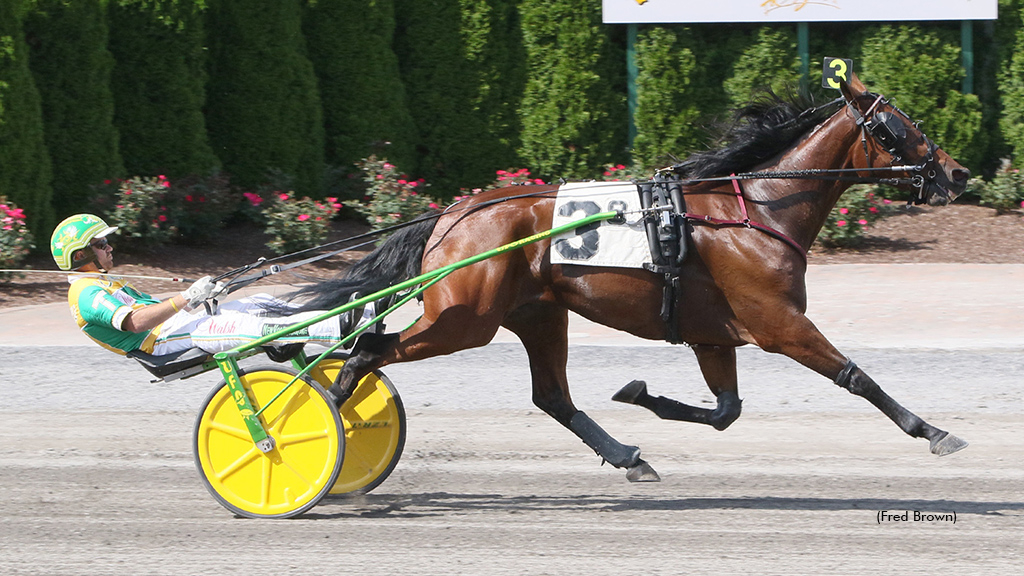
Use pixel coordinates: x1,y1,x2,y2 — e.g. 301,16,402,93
503,303,660,482
613,345,742,431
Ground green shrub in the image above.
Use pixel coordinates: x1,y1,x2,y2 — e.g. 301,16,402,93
108,0,217,179
351,157,440,230
24,0,123,217
303,0,417,173
816,185,898,248
261,191,340,255
723,26,801,109
631,26,703,170
205,0,324,195
516,0,626,181
0,196,35,270
971,159,1024,213
0,0,54,242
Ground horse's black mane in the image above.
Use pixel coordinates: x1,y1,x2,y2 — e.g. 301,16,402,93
672,89,839,179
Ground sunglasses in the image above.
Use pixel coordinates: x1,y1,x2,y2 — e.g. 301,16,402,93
90,237,110,250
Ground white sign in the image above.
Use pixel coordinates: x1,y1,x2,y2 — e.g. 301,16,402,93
603,1,999,24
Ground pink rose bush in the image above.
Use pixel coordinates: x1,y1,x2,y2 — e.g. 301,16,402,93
259,191,341,254
0,197,35,270
352,156,441,230
817,185,898,248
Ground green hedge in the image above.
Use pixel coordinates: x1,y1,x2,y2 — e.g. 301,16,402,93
517,0,626,180
205,0,323,194
303,0,416,174
108,0,217,180
12,1,1024,228
25,0,123,217
0,0,53,241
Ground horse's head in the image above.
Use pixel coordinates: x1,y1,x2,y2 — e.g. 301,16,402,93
840,73,970,206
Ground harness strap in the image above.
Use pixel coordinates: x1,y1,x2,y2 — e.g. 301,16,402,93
682,177,807,261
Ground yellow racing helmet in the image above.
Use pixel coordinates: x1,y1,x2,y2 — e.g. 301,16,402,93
50,214,118,270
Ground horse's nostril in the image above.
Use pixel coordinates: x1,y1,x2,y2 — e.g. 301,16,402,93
952,168,970,182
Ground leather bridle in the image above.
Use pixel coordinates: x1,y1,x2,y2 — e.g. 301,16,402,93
846,92,941,204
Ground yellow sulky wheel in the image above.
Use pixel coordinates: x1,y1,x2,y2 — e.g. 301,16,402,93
305,354,406,496
193,367,344,519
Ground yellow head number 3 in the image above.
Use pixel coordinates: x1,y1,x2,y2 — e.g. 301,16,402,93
822,57,854,90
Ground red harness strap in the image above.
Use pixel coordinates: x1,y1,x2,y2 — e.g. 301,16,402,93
681,176,807,261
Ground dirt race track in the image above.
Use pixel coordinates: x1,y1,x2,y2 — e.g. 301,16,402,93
1,264,1023,575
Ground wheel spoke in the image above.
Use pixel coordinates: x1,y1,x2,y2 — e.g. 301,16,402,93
206,420,252,442
213,446,261,482
338,439,375,471
278,428,331,446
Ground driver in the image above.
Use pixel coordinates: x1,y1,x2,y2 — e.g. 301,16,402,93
51,214,372,357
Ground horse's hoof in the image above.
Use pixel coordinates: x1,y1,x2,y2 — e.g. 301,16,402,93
930,432,969,456
612,380,648,405
625,459,661,482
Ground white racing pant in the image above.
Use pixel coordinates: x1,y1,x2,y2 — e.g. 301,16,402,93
150,294,373,355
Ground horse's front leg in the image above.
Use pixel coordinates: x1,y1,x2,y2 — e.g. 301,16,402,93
755,311,968,456
612,344,742,431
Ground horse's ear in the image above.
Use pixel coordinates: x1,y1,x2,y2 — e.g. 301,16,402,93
839,71,868,104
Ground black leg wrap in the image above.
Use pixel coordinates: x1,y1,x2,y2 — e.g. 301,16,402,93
834,359,858,391
569,411,641,469
708,391,742,431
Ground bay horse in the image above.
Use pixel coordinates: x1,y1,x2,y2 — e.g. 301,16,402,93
294,73,970,481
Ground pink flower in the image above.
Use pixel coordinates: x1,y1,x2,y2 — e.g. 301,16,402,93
278,193,290,201
836,220,847,227
161,180,171,188
158,215,167,222
869,207,879,213
616,164,625,170
158,174,166,180
7,208,24,219
376,175,384,180
883,199,893,205
383,163,394,171
185,195,193,202
297,214,310,221
408,181,418,188
496,170,508,176
398,179,407,185
243,192,263,206
603,171,613,176
534,179,545,185
839,208,849,215
429,203,439,209
858,219,868,225
104,180,111,185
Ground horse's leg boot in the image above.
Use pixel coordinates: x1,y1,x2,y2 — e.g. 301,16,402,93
569,411,641,469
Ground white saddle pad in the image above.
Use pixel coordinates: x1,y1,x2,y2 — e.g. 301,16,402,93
550,182,651,269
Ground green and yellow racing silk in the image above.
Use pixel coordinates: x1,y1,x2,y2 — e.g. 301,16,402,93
67,274,162,354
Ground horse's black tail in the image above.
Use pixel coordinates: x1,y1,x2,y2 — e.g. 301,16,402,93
287,214,438,313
